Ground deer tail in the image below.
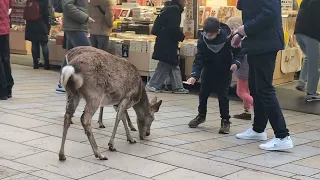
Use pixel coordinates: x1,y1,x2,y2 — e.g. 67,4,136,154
61,65,83,90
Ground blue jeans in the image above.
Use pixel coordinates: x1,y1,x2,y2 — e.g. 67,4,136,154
59,31,91,84
31,41,49,68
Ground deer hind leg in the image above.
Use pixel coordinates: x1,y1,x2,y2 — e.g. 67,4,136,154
59,94,81,161
108,100,133,151
98,106,105,128
81,101,108,160
125,110,137,131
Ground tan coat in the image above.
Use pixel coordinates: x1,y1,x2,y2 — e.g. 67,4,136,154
88,0,113,36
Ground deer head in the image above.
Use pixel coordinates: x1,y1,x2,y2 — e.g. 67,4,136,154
138,96,162,140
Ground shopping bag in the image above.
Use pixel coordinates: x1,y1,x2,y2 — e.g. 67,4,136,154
280,33,303,74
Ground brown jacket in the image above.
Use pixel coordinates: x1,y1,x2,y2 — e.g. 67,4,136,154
88,0,113,36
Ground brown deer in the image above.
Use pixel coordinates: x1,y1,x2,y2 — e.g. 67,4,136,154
58,46,162,161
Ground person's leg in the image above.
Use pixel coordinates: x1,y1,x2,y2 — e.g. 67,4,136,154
0,35,8,99
295,34,308,90
234,78,253,120
236,54,268,140
147,61,170,91
90,35,98,48
1,34,13,98
188,72,212,128
40,42,50,70
31,41,40,69
168,65,188,93
96,35,109,51
304,35,320,101
216,83,231,134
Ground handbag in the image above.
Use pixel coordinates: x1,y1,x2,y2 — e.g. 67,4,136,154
280,33,303,74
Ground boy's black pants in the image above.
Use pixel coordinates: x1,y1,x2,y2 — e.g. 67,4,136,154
247,51,289,138
198,67,231,120
0,34,14,97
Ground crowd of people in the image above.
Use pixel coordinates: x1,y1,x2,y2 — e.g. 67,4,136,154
0,0,320,151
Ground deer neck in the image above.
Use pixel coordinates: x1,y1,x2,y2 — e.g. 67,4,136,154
133,84,150,121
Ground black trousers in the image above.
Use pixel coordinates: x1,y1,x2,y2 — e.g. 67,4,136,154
198,67,231,120
0,34,14,97
248,51,289,138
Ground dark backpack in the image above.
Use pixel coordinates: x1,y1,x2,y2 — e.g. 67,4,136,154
23,0,41,21
52,0,63,13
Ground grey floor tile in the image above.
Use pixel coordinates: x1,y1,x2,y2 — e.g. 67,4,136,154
0,139,44,160
294,131,320,140
23,136,105,158
30,170,73,180
14,151,109,179
171,131,223,142
83,151,175,178
1,173,46,180
0,124,48,143
79,169,150,180
151,137,190,146
153,168,223,180
30,124,105,142
240,152,302,168
277,164,320,176
224,169,293,180
208,150,252,160
0,114,51,129
177,139,235,153
0,159,38,173
284,145,320,158
0,165,20,179
148,151,243,177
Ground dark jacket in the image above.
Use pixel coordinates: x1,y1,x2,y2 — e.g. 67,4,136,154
25,0,50,43
294,0,320,42
237,0,284,54
151,2,185,66
191,23,244,80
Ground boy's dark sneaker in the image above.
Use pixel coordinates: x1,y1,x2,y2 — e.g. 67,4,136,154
0,96,8,100
219,119,231,134
188,114,206,128
295,86,305,92
233,112,251,120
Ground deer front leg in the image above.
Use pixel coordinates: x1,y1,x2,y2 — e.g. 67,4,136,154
81,104,108,160
98,106,105,128
122,109,136,144
125,110,137,131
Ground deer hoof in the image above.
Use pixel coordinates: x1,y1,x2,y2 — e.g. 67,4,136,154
70,121,74,124
131,127,137,131
99,156,108,160
59,154,66,161
99,124,106,128
128,139,136,144
108,143,116,152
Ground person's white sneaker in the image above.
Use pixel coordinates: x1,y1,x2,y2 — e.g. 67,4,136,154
236,128,268,140
259,136,293,151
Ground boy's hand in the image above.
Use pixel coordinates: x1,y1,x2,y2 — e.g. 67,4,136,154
230,64,238,72
88,17,95,23
187,77,197,85
232,34,242,48
237,25,246,36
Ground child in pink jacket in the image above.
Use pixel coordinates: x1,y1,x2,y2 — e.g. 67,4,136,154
226,17,253,120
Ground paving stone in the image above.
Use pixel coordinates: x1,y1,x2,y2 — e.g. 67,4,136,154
14,151,109,179
30,170,73,180
294,155,320,169
17,109,50,114
177,139,235,153
285,145,320,158
153,168,223,180
277,164,320,176
312,173,320,179
0,114,51,129
292,175,320,180
208,150,252,160
0,159,38,173
1,173,46,180
240,152,302,168
224,169,293,180
151,137,190,146
0,139,44,160
0,103,46,110
148,151,243,177
0,165,20,179
79,169,150,180
291,136,313,146
226,142,267,155
171,131,223,142
31,124,105,142
23,136,105,158
0,124,48,143
83,151,175,178
294,131,320,140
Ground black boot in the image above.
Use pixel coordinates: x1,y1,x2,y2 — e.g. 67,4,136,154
188,114,206,128
219,119,231,134
33,59,39,69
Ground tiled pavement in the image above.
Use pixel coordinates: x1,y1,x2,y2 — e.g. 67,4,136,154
1,65,320,180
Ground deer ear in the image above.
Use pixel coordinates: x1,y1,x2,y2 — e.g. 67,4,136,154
151,100,162,113
150,97,157,105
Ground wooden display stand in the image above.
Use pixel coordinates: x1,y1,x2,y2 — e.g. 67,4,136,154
9,30,32,55
40,40,65,66
183,51,295,85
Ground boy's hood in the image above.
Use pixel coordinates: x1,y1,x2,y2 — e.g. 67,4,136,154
201,23,231,53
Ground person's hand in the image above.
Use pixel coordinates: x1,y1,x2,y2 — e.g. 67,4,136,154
88,17,95,23
186,77,197,85
230,64,238,72
238,25,246,36
231,34,242,48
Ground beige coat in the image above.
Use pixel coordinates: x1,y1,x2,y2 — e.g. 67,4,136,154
88,0,113,36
